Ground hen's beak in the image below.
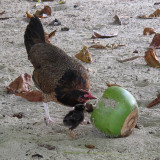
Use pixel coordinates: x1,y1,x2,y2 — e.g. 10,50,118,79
88,93,96,99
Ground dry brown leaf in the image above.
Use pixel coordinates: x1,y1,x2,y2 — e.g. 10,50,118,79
138,9,160,19
15,90,43,102
44,30,56,43
150,33,160,49
26,6,51,19
149,9,160,18
75,46,92,63
143,28,156,35
89,44,106,49
145,48,160,68
114,15,129,25
85,144,95,149
7,73,31,94
91,30,118,39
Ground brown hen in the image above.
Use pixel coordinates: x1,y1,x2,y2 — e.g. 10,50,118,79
24,15,95,124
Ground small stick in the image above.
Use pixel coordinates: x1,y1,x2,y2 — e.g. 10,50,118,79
0,17,13,20
117,56,143,63
146,94,160,108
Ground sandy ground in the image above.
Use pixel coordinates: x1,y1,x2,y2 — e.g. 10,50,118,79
0,0,160,159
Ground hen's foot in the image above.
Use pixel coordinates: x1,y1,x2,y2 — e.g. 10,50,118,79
44,117,54,125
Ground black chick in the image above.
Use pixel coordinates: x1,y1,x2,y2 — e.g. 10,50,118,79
63,104,85,138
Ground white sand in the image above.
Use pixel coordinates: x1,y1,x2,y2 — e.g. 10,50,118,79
0,0,160,159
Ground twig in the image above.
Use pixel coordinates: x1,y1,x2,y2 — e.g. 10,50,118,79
146,94,160,108
0,17,13,20
117,56,144,63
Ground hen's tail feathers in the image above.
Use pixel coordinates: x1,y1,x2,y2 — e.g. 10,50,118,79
24,15,45,58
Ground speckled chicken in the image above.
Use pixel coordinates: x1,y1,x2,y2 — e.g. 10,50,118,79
24,15,95,124
63,104,85,138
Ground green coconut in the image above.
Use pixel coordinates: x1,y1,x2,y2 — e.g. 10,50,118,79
90,86,139,137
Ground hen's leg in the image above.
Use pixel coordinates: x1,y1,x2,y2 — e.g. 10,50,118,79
69,129,75,138
43,102,54,125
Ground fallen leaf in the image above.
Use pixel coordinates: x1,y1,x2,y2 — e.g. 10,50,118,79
89,44,106,49
75,46,92,63
26,6,51,19
13,112,25,119
138,9,160,19
143,27,156,35
146,94,160,108
150,33,160,49
44,30,56,43
114,15,129,25
85,144,95,149
91,30,118,39
149,9,160,18
144,48,160,68
6,73,31,94
15,90,43,102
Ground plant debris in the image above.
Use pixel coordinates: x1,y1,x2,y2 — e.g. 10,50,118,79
44,30,56,43
61,27,70,31
143,27,156,35
15,90,43,102
49,18,61,26
91,30,118,39
106,43,125,49
7,73,43,102
146,94,160,108
38,143,56,150
117,56,143,63
133,50,138,53
144,48,160,68
89,44,106,49
114,15,129,25
85,144,95,149
150,33,160,49
138,9,160,19
6,73,31,94
26,5,51,19
13,112,25,119
31,154,43,158
106,82,121,87
75,46,92,63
